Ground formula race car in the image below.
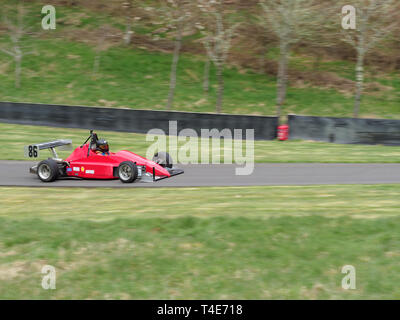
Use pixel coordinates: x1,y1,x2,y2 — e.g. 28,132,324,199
25,130,184,183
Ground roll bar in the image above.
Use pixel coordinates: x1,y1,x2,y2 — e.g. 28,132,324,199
80,130,97,157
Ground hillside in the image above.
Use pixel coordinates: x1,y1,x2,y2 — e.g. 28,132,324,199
0,0,399,119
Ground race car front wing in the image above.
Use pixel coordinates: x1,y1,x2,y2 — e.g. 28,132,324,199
154,167,184,181
140,166,184,182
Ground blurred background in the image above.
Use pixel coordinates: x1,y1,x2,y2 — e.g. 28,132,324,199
0,0,399,119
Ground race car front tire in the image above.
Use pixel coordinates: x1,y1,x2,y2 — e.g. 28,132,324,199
37,159,59,182
118,161,138,183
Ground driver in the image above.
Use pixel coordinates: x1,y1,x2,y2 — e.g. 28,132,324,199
96,139,110,155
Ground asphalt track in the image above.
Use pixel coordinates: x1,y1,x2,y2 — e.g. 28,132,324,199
0,161,400,187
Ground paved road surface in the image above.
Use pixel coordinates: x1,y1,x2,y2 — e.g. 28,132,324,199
0,161,399,187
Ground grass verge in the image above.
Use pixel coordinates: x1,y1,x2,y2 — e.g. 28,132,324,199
0,185,399,299
1,123,399,163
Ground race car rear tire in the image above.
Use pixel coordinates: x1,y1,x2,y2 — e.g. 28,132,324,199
152,151,173,168
37,159,59,182
118,161,138,183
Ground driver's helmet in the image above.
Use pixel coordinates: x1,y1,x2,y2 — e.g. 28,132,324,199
96,139,109,153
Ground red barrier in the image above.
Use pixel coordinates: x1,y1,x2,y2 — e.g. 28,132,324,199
277,124,289,141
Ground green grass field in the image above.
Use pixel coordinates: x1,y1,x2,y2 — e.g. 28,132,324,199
1,123,400,163
0,185,399,299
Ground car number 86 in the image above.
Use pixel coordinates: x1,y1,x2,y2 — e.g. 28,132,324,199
25,145,39,158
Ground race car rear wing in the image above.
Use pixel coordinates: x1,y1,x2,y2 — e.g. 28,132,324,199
24,139,73,159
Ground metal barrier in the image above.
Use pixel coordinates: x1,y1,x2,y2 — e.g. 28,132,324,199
288,114,400,145
0,101,278,140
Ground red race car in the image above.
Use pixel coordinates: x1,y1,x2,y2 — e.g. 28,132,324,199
26,130,184,183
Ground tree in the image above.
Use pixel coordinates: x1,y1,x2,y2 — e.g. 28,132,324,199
192,18,210,95
121,1,142,46
259,0,317,118
198,0,238,113
159,0,194,111
193,15,211,96
340,0,398,117
0,4,34,88
203,57,210,95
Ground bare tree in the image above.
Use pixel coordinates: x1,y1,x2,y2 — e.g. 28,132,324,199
203,57,210,95
259,0,317,118
122,1,142,46
195,20,211,95
340,0,397,117
0,4,34,89
199,0,238,113
160,0,194,111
